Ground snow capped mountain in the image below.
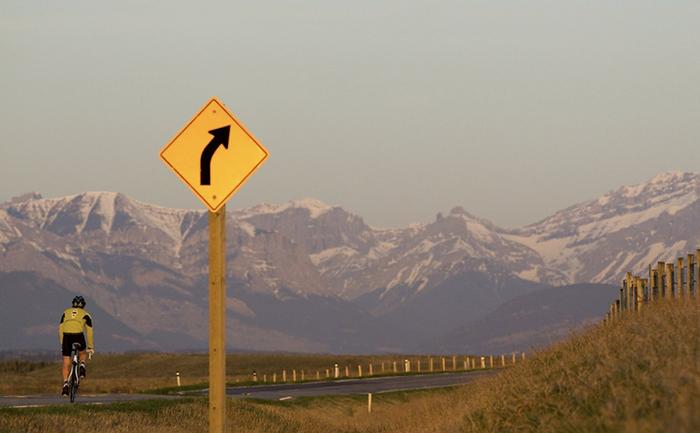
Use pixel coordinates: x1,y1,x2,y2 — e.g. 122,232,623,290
508,171,700,284
2,171,699,352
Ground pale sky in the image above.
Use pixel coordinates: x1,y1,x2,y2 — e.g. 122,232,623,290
1,1,699,228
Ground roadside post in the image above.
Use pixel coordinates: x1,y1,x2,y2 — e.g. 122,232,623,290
160,97,269,433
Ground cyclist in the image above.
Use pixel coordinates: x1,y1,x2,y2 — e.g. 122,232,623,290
59,296,94,396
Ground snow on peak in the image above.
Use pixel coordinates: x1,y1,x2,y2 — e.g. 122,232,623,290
239,198,337,219
621,171,697,198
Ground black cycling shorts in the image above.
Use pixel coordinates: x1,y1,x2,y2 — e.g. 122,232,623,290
61,333,86,357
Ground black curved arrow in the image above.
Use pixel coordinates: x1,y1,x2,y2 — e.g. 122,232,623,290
200,126,231,185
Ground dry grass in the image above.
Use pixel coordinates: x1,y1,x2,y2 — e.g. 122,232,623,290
2,299,698,433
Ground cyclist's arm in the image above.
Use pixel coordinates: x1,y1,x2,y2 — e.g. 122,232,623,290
58,313,65,345
84,313,94,350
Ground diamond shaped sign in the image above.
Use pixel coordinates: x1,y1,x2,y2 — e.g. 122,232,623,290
160,97,269,212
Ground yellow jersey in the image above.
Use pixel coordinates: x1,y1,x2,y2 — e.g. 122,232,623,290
58,307,94,349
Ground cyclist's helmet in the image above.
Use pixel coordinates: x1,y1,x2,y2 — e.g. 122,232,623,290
72,296,86,308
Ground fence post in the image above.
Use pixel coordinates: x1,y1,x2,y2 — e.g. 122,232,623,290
334,364,339,378
626,272,634,310
301,370,305,381
417,359,421,373
441,357,446,372
480,356,486,369
282,370,287,382
358,365,363,377
677,257,684,297
657,262,666,298
345,365,349,377
369,363,373,376
273,373,277,383
687,254,695,297
292,369,296,382
666,263,674,298
429,358,434,372
489,355,494,368
368,393,372,413
635,277,645,312
696,249,700,299
501,354,506,367
263,374,267,383
317,370,320,380
452,355,457,371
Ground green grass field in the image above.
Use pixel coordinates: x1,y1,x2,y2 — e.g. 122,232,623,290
1,299,699,433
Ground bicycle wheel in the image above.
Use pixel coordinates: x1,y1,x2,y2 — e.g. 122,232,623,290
69,367,78,403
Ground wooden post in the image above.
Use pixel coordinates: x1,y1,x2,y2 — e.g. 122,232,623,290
649,270,657,302
301,370,305,381
345,365,349,377
512,352,516,364
625,272,635,310
489,355,494,368
316,371,320,380
208,207,226,433
292,369,296,382
452,355,457,371
521,352,526,361
282,370,287,382
325,369,329,378
634,277,644,311
176,371,181,387
463,359,468,370
666,263,674,298
381,362,385,373
358,365,362,377
416,360,420,373
273,373,277,383
369,363,373,376
657,262,665,298
696,249,700,299
480,356,486,369
441,357,446,372
367,393,372,413
677,257,684,297
334,364,339,378
429,358,434,372
471,358,476,369
687,254,695,297
392,361,397,373
263,374,267,383
501,354,505,367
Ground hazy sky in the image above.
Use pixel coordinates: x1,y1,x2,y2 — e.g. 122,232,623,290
2,1,699,228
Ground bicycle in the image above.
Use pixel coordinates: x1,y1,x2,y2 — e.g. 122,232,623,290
66,342,92,403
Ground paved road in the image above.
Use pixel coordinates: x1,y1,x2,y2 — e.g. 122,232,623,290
225,370,496,400
0,393,179,408
0,370,496,408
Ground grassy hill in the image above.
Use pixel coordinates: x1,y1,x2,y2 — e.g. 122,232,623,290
1,299,698,433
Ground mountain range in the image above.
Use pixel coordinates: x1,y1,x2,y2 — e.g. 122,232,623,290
1,171,698,353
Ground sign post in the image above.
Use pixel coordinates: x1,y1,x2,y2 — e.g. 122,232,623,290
160,97,269,433
208,206,226,432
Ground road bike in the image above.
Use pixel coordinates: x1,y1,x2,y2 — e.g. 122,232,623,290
66,343,92,403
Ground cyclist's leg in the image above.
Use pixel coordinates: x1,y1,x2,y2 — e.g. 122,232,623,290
62,356,71,381
78,350,87,377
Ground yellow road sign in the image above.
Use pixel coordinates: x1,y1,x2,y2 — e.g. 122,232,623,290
160,97,269,212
